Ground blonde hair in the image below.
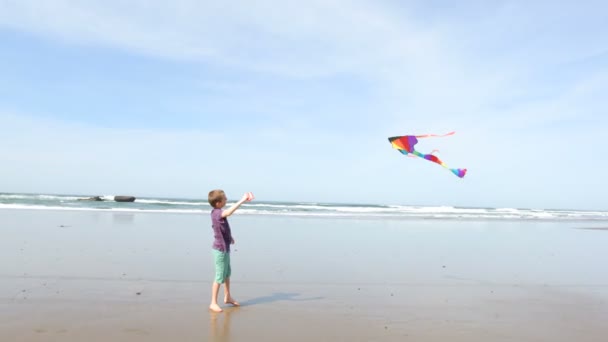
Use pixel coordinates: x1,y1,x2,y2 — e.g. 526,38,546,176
208,189,226,208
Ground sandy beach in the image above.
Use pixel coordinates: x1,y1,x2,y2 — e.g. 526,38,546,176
2,209,608,341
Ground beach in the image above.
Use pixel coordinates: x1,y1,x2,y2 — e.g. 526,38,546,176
2,208,608,341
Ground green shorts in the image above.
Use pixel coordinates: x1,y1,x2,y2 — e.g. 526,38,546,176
213,250,231,284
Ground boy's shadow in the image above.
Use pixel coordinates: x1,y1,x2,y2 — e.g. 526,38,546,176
240,292,323,306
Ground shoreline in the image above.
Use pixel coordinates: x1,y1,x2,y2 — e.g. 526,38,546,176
2,207,608,223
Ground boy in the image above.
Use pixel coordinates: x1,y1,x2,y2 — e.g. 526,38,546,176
208,190,252,312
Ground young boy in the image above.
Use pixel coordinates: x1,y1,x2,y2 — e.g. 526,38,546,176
208,190,251,312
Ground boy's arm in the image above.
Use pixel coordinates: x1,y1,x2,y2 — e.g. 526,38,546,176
221,193,250,218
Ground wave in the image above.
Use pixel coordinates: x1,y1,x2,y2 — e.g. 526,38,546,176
0,203,203,214
2,202,607,221
135,199,207,206
2,193,607,221
0,193,82,201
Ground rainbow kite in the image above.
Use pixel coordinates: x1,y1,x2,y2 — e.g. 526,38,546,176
388,132,467,178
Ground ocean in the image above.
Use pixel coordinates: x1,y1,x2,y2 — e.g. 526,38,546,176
1,192,607,221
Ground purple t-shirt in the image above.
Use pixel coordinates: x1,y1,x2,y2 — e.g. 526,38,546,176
211,208,232,252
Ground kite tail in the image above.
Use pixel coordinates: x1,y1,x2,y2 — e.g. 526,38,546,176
451,168,467,178
415,131,456,139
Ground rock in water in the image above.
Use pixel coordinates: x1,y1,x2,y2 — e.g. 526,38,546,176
78,196,104,201
114,196,136,202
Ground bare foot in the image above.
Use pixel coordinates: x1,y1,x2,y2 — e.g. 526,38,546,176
209,303,223,312
224,297,240,306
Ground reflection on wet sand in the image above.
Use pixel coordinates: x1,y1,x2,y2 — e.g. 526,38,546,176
209,307,237,342
112,212,135,224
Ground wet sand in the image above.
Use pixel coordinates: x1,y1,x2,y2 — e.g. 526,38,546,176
1,209,608,341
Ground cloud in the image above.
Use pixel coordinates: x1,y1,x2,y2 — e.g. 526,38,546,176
0,1,396,77
2,1,605,120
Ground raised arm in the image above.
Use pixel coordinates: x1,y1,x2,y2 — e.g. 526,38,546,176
221,193,251,218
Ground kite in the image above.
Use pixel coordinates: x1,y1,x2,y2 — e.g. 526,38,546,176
388,132,467,178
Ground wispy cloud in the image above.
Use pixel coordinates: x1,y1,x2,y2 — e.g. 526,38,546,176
1,1,604,114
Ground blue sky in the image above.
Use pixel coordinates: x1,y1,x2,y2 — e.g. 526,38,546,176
0,1,606,210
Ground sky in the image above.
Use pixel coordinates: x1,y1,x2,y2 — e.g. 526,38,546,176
0,1,606,210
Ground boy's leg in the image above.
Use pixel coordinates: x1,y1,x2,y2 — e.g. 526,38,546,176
210,250,226,312
223,253,239,306
210,282,222,312
224,277,239,306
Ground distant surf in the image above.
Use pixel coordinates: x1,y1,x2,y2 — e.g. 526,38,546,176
1,193,607,221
